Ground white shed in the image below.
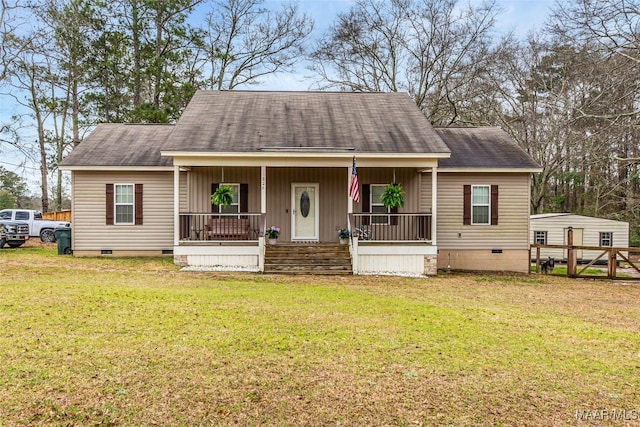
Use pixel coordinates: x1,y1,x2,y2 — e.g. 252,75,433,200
530,213,629,261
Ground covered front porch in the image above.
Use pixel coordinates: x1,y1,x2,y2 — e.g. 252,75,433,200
166,155,440,275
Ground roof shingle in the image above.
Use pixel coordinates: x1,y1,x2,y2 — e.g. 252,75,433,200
60,124,174,167
164,91,450,154
434,126,540,169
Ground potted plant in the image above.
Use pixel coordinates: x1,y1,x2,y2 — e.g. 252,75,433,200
265,225,280,245
381,183,405,208
337,227,350,244
211,184,234,207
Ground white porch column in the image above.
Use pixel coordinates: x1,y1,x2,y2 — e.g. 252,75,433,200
173,165,180,246
347,166,353,215
431,166,438,245
259,166,266,272
261,166,267,214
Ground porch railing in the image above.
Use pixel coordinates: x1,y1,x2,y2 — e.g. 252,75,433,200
349,213,432,242
179,213,264,241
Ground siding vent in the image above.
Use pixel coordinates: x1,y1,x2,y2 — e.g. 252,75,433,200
101,250,113,255
162,249,173,255
491,249,503,254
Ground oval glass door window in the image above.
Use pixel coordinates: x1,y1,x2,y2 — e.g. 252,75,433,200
300,191,310,217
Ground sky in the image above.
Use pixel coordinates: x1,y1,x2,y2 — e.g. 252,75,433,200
0,0,555,196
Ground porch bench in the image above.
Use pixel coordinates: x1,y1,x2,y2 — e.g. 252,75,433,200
205,218,250,240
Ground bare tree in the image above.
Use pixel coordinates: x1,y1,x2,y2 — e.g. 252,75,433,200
5,37,55,212
550,0,640,119
200,0,313,90
309,0,502,125
552,0,640,64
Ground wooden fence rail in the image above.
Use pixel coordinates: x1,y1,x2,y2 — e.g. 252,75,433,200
531,243,640,280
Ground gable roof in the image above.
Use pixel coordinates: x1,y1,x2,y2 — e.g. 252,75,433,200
163,90,450,154
60,123,175,168
60,92,540,171
434,126,541,170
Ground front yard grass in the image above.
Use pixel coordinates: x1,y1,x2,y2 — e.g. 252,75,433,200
2,245,640,425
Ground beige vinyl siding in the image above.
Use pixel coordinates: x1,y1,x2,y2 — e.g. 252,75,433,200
531,214,629,260
267,167,419,242
184,166,420,242
267,167,347,242
187,167,260,212
179,171,188,211
433,172,531,249
357,168,420,213
72,171,174,251
419,173,432,213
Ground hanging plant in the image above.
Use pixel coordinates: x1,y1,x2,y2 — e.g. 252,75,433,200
381,183,405,208
211,185,234,206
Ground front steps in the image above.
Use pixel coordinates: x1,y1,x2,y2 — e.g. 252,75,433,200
264,243,353,275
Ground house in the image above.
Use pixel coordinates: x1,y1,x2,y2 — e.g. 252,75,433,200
530,213,630,261
60,91,540,275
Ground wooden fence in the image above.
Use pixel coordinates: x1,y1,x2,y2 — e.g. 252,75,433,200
42,210,72,222
531,244,640,280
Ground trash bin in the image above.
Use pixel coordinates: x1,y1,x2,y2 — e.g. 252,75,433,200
55,227,72,255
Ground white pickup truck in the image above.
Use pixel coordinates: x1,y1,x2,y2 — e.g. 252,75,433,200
0,209,71,242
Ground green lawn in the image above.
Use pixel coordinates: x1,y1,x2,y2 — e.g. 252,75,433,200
2,245,640,425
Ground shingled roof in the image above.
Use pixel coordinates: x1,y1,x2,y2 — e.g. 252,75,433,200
163,90,450,154
61,92,540,171
434,126,540,170
61,124,175,167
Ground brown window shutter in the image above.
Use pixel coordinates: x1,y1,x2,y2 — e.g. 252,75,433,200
463,185,471,225
106,184,114,225
211,183,219,213
135,184,143,225
491,185,499,225
362,184,370,226
240,183,249,212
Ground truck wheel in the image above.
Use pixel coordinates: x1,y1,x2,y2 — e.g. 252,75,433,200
8,242,24,248
0,238,5,248
40,228,56,243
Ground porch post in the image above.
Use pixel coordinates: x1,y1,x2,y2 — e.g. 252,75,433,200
173,165,180,246
431,166,438,245
347,166,353,214
347,163,357,274
261,166,267,214
259,166,266,272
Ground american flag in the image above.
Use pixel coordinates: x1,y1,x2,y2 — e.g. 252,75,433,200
349,156,360,202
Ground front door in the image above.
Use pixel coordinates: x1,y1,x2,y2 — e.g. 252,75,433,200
291,183,319,241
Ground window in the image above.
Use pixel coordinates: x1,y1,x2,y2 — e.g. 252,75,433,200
534,231,547,245
370,184,390,224
114,184,134,224
15,211,30,221
471,185,490,225
220,183,240,214
0,211,10,220
211,183,248,215
464,185,498,226
599,232,613,247
106,183,142,225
